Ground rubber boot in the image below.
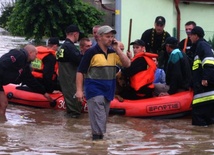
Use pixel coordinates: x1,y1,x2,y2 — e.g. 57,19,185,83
92,134,100,140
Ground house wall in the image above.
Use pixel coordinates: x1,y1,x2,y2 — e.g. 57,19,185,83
115,0,214,50
179,2,214,41
118,0,176,50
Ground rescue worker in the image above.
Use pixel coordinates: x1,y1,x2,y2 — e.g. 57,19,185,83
141,16,171,69
31,37,60,93
56,24,83,118
190,26,214,126
179,21,197,67
122,39,157,99
0,45,53,121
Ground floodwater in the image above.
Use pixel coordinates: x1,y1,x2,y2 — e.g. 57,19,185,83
1,34,214,155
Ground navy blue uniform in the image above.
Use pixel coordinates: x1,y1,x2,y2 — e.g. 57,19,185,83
192,39,214,126
141,28,171,69
0,48,46,94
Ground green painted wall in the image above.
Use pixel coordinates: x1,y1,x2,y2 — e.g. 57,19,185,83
179,2,214,41
118,0,175,50
116,0,214,50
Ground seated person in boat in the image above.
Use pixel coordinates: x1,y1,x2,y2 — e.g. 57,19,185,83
31,37,61,93
120,39,157,99
154,37,191,96
152,57,166,84
0,45,53,120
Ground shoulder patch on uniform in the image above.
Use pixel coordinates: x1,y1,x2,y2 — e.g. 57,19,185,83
10,56,16,63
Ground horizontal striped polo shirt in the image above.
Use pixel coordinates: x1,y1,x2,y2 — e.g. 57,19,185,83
78,44,122,101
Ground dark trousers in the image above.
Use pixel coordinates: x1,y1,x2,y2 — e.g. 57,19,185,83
58,62,82,115
192,103,214,126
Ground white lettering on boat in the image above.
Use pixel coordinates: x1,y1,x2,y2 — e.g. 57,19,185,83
58,100,66,109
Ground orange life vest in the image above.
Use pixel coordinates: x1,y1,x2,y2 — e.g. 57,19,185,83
31,46,58,80
130,52,157,91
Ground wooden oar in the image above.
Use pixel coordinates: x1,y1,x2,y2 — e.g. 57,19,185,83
127,18,132,52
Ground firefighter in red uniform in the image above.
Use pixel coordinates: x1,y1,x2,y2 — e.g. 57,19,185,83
31,37,60,93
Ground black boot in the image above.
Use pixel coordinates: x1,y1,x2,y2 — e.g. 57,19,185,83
99,135,103,139
92,134,100,140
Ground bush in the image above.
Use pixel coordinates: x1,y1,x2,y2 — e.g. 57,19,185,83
208,34,214,49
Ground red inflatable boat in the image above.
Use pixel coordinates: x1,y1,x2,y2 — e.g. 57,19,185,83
110,90,193,118
4,84,66,110
4,84,193,118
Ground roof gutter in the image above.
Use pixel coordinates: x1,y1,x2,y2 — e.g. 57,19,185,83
174,0,181,41
99,0,115,12
181,0,214,2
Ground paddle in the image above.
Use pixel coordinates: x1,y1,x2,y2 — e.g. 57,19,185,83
127,18,132,52
127,19,132,59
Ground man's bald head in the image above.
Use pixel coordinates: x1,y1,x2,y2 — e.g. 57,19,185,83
24,44,38,62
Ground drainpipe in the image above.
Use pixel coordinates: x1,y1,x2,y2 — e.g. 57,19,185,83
174,0,180,41
115,0,121,40
98,0,120,40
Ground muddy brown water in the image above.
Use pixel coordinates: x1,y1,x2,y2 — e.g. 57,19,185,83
1,35,214,155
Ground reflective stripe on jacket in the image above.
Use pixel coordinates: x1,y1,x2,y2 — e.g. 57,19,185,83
192,39,214,106
193,91,214,105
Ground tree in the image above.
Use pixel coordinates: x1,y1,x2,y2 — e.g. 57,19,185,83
7,0,104,42
0,0,15,29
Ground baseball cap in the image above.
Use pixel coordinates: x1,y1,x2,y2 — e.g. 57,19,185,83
97,25,116,35
190,26,204,38
65,24,83,34
155,16,166,26
130,39,145,46
48,37,60,46
164,37,178,46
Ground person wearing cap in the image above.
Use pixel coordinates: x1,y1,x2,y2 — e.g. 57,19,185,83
31,37,60,93
190,26,214,126
76,25,130,140
121,39,157,99
141,16,171,69
0,44,54,121
56,24,83,118
154,37,191,96
179,21,197,67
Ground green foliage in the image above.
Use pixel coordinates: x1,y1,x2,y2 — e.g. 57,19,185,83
208,34,214,49
0,2,14,29
7,0,104,42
